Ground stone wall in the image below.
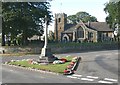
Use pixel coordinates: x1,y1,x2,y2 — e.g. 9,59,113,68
51,43,118,54
1,42,118,54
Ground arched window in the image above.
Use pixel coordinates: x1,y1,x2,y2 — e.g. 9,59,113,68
88,32,93,39
62,34,70,42
58,18,61,22
77,27,84,38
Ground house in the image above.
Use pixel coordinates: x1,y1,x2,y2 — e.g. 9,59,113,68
54,13,114,42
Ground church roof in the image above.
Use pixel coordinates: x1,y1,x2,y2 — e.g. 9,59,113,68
63,24,77,33
85,22,114,32
62,22,113,33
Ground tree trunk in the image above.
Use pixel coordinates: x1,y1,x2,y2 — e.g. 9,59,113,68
2,31,5,46
22,34,28,46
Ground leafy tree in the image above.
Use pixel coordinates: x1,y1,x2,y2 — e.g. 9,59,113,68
2,2,52,46
48,30,54,42
0,2,1,45
67,11,97,24
0,1,1,15
104,1,120,41
104,2,118,28
67,15,77,24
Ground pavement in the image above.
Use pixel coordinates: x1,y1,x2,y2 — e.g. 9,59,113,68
1,50,119,84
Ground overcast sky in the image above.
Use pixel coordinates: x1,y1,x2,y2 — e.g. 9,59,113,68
48,0,109,32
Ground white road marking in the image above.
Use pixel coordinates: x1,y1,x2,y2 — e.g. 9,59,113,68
104,78,118,82
86,76,99,79
81,78,94,81
66,74,117,83
72,74,82,77
67,76,77,79
98,80,113,84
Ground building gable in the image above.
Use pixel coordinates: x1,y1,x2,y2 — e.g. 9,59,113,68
55,13,114,42
85,22,114,32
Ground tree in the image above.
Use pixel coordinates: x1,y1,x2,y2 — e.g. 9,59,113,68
48,30,54,42
67,15,77,24
67,11,97,24
104,1,120,41
2,2,52,46
104,2,118,28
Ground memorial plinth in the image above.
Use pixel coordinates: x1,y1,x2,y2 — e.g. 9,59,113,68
39,47,56,63
39,16,56,63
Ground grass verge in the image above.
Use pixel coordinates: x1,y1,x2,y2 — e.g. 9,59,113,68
8,56,73,74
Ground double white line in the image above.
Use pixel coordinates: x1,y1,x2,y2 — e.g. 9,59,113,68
81,75,99,81
67,74,118,83
86,76,99,79
98,78,118,84
104,78,118,82
67,74,82,79
67,74,98,82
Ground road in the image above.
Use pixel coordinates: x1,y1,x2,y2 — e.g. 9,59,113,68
1,50,119,84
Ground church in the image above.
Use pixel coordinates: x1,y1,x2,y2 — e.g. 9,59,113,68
54,13,114,42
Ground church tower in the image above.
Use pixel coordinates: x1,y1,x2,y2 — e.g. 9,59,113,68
54,13,67,41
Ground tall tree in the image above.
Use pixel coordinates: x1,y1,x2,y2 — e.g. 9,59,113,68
104,2,118,28
48,30,54,42
67,11,97,24
104,1,120,41
2,2,52,46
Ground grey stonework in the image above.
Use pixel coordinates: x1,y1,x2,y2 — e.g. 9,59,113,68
54,13,114,43
54,13,67,41
1,42,118,54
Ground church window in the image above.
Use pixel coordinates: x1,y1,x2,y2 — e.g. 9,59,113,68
58,18,61,22
77,27,84,38
88,32,93,39
90,32,93,38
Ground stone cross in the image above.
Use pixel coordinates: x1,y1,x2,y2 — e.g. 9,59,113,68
44,15,48,48
39,15,56,63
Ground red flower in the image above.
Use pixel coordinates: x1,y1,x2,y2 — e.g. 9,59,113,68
64,69,68,73
67,65,73,69
60,58,67,62
70,62,75,65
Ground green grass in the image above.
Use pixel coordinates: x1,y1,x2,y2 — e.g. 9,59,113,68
8,56,73,73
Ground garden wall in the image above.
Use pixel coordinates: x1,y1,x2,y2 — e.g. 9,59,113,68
51,43,118,54
0,42,119,54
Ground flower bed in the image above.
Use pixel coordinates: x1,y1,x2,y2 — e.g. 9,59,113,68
64,56,81,75
4,56,73,74
4,56,81,74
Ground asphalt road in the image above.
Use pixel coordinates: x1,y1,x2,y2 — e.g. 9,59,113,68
1,50,119,84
